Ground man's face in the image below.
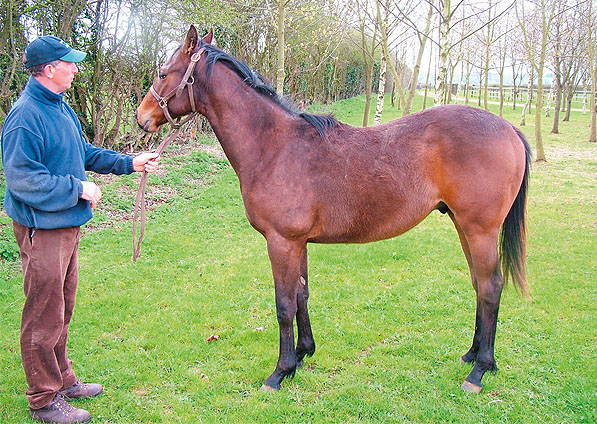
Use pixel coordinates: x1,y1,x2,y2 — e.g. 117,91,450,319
46,60,78,93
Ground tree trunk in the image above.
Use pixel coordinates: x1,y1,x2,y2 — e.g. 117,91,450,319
534,66,546,161
359,10,377,127
477,58,483,107
446,66,452,103
563,86,573,121
551,73,561,134
363,68,373,127
498,71,504,117
550,0,562,133
276,0,286,95
434,0,450,105
483,35,491,109
582,78,588,115
588,0,596,142
404,3,433,115
375,55,387,125
377,0,405,114
521,67,533,126
516,0,555,161
464,53,471,105
545,79,555,118
590,67,596,142
422,48,432,110
512,63,518,110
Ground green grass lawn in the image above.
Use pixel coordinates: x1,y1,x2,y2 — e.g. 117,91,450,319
0,95,595,423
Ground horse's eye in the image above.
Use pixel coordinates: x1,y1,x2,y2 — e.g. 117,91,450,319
159,73,167,80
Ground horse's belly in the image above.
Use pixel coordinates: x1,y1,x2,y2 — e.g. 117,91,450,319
308,202,434,244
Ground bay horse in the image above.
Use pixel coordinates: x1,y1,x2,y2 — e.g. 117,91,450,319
136,26,530,394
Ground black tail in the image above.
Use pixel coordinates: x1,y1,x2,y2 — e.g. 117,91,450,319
500,127,531,296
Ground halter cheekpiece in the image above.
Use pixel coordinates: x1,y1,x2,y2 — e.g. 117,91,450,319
149,47,205,129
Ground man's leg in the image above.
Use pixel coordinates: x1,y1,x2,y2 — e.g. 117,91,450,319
14,222,80,409
55,233,103,399
56,228,80,390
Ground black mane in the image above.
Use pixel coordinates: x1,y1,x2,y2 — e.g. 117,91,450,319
202,44,338,138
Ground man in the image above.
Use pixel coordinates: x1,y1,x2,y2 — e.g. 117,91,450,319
1,35,160,423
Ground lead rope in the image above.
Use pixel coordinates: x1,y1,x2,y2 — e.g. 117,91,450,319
132,124,185,262
133,48,205,262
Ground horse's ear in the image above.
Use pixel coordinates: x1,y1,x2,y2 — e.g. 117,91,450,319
184,25,199,55
202,27,215,46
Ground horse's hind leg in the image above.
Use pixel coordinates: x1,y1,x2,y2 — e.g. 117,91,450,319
449,212,481,365
261,234,304,391
295,247,315,367
460,230,504,393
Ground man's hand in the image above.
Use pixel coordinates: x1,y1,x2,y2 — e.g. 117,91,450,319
133,152,161,173
81,181,102,208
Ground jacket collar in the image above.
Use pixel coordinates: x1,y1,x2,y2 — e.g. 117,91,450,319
24,76,65,106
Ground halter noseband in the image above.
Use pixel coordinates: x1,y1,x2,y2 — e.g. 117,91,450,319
150,47,206,129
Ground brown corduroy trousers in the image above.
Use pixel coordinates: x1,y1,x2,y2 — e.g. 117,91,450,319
13,221,81,409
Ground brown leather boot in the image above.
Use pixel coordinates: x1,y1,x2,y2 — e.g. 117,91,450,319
29,393,91,423
59,381,103,399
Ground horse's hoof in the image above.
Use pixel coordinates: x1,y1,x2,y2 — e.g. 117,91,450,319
260,384,279,392
460,357,466,365
461,380,482,394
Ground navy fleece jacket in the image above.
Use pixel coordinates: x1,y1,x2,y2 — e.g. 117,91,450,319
1,77,134,229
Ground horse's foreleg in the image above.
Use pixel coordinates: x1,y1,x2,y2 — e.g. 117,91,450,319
295,247,315,367
461,233,503,394
261,235,304,391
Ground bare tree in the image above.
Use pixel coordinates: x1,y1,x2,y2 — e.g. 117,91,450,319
351,0,380,126
375,0,394,122
422,40,434,109
548,0,566,134
586,0,597,142
520,65,534,127
433,0,453,104
0,0,28,118
488,6,516,116
560,49,584,122
374,52,387,124
422,0,516,105
481,0,497,110
383,0,435,113
276,0,288,95
516,0,558,161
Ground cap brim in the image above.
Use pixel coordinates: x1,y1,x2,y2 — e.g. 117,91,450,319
59,49,87,63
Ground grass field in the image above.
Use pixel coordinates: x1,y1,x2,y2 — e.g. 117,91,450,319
0,95,595,423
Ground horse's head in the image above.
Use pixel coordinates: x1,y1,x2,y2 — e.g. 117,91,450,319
136,25,213,133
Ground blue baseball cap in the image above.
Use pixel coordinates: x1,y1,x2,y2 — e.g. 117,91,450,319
24,35,87,68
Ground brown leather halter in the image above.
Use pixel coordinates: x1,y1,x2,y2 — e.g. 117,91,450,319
133,47,206,262
149,47,205,128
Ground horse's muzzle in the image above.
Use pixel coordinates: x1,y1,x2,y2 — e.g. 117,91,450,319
135,109,156,133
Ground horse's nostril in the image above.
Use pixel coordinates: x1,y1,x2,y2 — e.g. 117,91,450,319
136,119,150,132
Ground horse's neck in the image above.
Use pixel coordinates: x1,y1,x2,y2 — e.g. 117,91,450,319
202,70,293,180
